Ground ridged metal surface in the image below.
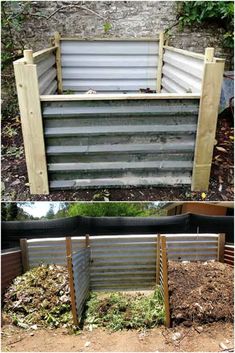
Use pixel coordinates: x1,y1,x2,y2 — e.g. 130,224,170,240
1,248,22,293
36,52,57,95
61,40,159,93
72,248,90,317
42,98,199,189
224,244,234,267
161,49,204,93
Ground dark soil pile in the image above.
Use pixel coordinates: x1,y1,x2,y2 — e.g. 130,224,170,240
168,261,234,326
2,264,73,329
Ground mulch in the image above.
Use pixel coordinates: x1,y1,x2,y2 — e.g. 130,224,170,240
168,261,234,327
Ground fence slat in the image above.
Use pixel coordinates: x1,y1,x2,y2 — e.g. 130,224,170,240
161,235,171,328
66,237,78,325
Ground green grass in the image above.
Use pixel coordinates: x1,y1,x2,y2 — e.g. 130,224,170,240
84,288,165,331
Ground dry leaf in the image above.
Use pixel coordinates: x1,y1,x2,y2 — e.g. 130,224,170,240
201,192,206,199
216,146,227,152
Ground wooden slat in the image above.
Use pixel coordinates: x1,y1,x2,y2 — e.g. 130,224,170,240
191,48,225,191
20,239,29,273
157,32,164,92
13,51,49,194
54,32,63,93
163,45,205,60
66,237,78,325
161,235,171,328
217,233,225,263
40,92,201,101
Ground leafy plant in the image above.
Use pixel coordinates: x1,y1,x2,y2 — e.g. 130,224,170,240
176,1,234,48
84,289,165,331
103,22,112,33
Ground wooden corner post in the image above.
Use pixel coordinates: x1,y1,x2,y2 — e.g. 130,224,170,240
191,47,225,191
13,50,49,194
156,32,164,93
54,32,63,94
20,238,29,272
156,234,160,284
217,233,225,262
161,236,171,328
66,237,78,325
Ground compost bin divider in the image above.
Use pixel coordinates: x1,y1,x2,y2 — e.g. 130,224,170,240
65,237,78,325
191,48,225,191
217,233,225,262
156,234,160,284
53,32,63,94
160,235,171,328
156,32,164,92
19,239,29,273
13,49,49,195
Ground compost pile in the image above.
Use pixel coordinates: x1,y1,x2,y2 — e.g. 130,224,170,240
2,264,73,329
168,261,234,326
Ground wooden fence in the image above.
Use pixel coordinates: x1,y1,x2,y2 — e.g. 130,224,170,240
13,32,225,194
1,248,23,294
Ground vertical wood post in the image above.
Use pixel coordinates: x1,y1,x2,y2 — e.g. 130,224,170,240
217,233,225,262
191,48,225,191
20,239,29,273
13,50,49,194
66,237,78,325
161,236,171,328
156,32,164,93
54,32,63,94
156,234,160,284
85,234,90,248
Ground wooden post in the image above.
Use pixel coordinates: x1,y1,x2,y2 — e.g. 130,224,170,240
85,234,90,248
54,32,63,94
13,50,49,194
156,234,160,284
66,237,78,325
217,233,225,262
161,236,171,328
20,239,29,272
156,32,164,93
191,48,225,191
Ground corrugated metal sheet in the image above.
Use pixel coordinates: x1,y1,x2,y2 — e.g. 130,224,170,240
224,244,234,267
72,248,90,317
1,248,23,293
161,48,204,93
61,40,159,93
42,98,199,189
36,52,57,95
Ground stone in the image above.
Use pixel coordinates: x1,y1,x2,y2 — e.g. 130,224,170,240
172,332,182,341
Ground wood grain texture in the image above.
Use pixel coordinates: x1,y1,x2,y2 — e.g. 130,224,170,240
191,56,225,191
217,233,225,263
157,32,164,93
54,32,63,93
13,61,49,194
161,236,171,328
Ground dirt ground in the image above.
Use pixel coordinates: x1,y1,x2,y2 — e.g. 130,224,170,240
168,261,234,326
1,114,234,201
1,321,234,352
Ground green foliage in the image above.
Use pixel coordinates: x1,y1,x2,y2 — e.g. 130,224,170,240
176,1,234,48
103,22,112,33
84,289,165,331
65,202,166,218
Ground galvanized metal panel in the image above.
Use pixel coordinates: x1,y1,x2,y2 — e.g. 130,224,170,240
161,49,204,93
41,98,199,189
61,40,159,92
36,52,57,95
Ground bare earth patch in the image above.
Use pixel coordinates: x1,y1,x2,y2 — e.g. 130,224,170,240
1,322,234,352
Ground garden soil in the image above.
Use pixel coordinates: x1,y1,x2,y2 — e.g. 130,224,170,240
168,261,234,326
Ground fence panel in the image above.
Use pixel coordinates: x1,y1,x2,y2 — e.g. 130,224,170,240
35,49,57,95
224,244,234,267
161,47,204,93
60,40,159,93
42,97,199,189
72,248,90,318
1,248,23,294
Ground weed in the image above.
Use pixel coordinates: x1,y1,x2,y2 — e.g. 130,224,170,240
84,288,165,331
